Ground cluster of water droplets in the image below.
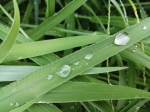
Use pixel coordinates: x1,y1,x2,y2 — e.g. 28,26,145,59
133,45,138,53
10,102,19,107
56,53,94,77
135,107,140,112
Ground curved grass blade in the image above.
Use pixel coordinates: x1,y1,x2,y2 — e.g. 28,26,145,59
0,0,20,63
0,17,150,111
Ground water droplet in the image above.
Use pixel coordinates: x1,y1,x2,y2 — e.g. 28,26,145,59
57,65,71,77
18,57,23,60
85,54,93,60
74,61,79,65
47,75,53,80
133,49,137,53
75,13,78,17
143,26,148,30
15,102,19,106
136,107,140,111
10,103,13,106
86,63,88,65
114,33,130,45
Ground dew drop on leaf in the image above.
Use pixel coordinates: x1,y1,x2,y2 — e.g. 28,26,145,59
57,65,71,77
114,33,130,45
85,54,93,60
10,103,13,106
15,102,19,107
143,26,148,30
74,61,79,65
135,107,140,112
47,75,53,80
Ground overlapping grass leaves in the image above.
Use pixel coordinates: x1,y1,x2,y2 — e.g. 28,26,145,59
1,17,150,111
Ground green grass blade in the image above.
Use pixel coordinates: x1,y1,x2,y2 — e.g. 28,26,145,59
45,0,55,19
0,0,20,63
3,35,106,63
39,82,150,103
127,99,150,112
28,0,87,40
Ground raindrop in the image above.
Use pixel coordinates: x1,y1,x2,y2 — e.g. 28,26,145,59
86,63,88,65
85,54,93,60
47,75,53,80
15,102,19,107
114,33,130,45
57,65,71,77
143,26,148,30
136,107,140,111
10,103,13,106
18,57,23,60
133,49,137,53
74,61,79,65
75,13,78,17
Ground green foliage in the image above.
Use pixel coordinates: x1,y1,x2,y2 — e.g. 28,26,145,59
0,0,150,112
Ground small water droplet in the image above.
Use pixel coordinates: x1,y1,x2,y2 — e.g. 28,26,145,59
133,49,137,52
75,13,78,17
57,65,71,77
136,107,140,111
143,26,148,30
15,102,19,106
74,61,79,65
47,75,53,80
18,57,23,60
114,33,130,45
85,54,93,60
86,63,88,65
10,103,13,106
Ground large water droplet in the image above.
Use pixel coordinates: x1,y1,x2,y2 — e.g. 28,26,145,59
85,54,93,60
47,75,53,80
114,33,130,45
143,26,148,30
57,65,71,77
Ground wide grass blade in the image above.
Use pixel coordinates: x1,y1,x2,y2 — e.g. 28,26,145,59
39,82,150,103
